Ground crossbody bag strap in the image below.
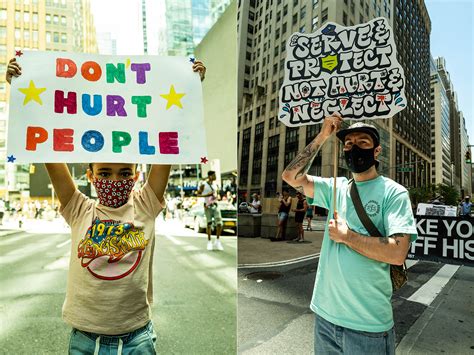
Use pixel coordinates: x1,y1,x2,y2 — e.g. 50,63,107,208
348,179,383,238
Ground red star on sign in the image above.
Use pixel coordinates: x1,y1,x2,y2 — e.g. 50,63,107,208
200,157,208,164
15,50,23,57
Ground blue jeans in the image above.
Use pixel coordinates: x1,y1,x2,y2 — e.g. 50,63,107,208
69,321,157,355
314,314,395,355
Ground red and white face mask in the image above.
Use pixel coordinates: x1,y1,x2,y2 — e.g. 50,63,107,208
92,178,136,208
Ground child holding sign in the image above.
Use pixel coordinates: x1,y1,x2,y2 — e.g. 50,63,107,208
6,57,206,354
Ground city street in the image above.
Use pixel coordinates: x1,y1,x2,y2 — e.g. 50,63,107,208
238,259,474,354
0,218,237,354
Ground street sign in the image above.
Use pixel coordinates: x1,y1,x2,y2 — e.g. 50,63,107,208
397,167,414,172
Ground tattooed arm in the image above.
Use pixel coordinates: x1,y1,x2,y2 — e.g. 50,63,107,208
328,214,410,265
281,114,343,198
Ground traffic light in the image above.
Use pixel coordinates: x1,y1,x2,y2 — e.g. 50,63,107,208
466,150,472,164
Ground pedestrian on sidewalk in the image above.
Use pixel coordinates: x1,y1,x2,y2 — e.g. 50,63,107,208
7,57,207,354
249,193,262,214
459,196,472,218
305,205,314,231
282,115,418,355
197,170,224,251
270,189,292,241
0,198,5,225
292,192,308,242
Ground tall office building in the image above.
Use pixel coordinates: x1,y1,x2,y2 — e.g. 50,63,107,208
0,0,97,200
237,0,431,209
97,32,117,55
164,0,194,56
459,113,472,196
429,55,451,186
159,0,231,56
435,56,462,191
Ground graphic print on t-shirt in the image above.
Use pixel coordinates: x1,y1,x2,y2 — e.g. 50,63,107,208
77,218,148,280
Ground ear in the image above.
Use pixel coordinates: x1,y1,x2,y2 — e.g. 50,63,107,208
374,145,382,158
86,169,94,183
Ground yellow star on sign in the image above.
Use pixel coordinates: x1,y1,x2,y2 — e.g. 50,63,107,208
18,80,47,105
160,85,185,109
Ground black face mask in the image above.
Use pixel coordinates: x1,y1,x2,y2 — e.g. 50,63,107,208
344,145,377,173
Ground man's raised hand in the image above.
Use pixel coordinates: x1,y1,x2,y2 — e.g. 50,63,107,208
6,58,22,84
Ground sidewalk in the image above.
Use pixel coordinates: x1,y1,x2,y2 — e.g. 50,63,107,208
238,218,326,265
0,217,70,234
396,265,474,354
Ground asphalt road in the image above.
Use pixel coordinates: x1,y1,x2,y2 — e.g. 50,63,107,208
237,258,473,355
0,219,237,355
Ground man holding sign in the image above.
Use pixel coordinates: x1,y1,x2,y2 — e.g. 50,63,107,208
280,18,417,355
7,56,206,354
282,115,417,354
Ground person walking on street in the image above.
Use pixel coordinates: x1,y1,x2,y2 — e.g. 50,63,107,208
460,196,472,218
0,198,5,225
292,192,308,242
197,171,224,251
282,114,417,355
249,193,262,213
305,205,314,231
271,189,292,241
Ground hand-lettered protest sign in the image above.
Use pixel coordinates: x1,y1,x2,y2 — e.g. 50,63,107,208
279,17,407,127
7,51,207,163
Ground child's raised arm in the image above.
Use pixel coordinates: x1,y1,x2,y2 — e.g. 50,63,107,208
147,165,171,203
44,164,77,208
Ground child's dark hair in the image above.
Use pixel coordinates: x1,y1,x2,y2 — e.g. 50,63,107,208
207,170,216,177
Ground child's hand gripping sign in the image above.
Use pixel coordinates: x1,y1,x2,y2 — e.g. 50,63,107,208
7,51,207,163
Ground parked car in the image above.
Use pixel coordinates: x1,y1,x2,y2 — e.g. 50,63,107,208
183,201,237,234
238,202,250,213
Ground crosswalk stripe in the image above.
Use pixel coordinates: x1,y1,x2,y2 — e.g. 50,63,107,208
407,264,459,306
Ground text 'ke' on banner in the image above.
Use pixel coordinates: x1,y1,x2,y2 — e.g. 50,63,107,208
7,51,207,163
409,216,474,266
279,17,407,127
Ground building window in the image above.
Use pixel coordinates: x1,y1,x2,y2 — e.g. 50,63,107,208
15,29,21,40
32,13,38,23
53,31,59,42
24,12,30,22
321,8,328,22
53,15,59,24
0,27,6,38
15,11,21,22
0,10,6,20
61,16,66,26
61,33,67,43
46,31,51,43
312,16,318,31
46,14,51,23
32,30,38,42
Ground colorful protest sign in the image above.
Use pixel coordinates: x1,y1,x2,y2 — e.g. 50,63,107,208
279,17,407,127
7,51,207,163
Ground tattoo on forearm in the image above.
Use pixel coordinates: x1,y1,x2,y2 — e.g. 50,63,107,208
379,237,389,245
284,140,323,180
390,233,406,246
379,233,407,246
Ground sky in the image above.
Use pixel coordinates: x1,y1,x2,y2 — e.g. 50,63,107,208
425,0,474,143
89,0,474,142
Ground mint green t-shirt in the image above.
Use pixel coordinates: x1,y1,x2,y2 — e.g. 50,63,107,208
307,175,417,332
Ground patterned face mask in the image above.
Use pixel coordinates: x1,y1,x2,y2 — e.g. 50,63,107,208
92,178,136,208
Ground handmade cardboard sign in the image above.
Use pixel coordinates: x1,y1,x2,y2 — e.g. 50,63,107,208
278,17,407,127
7,51,207,163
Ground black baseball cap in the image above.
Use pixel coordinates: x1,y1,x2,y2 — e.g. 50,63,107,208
336,122,380,147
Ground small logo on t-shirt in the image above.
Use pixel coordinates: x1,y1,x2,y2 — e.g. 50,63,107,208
364,200,381,217
77,218,148,281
